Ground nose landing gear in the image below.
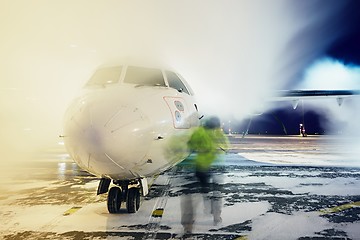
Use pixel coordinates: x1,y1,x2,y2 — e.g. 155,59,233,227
98,178,146,214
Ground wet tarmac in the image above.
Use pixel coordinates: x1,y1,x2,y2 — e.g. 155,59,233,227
1,135,360,239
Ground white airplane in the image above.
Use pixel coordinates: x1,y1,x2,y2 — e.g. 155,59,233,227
63,64,360,214
63,65,200,213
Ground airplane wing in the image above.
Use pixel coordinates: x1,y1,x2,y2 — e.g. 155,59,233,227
277,90,360,98
271,90,360,108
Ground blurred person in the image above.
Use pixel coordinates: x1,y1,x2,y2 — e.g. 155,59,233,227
300,123,307,137
180,116,229,234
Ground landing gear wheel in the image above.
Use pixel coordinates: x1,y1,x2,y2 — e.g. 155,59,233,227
107,187,122,213
135,188,140,210
126,188,140,213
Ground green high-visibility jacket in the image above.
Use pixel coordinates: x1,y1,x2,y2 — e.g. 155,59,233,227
187,127,229,171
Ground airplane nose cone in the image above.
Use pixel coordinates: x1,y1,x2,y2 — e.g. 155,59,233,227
83,125,102,149
64,97,152,177
63,100,103,157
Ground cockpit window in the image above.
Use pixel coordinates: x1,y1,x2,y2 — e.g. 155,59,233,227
124,66,166,86
85,66,122,87
166,71,190,95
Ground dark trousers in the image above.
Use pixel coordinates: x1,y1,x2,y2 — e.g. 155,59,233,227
195,170,211,194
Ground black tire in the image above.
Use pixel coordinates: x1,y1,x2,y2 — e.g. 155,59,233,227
107,187,121,213
135,189,140,211
127,188,140,213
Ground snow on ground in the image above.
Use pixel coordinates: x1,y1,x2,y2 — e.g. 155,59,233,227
249,211,330,240
1,135,359,239
234,135,360,168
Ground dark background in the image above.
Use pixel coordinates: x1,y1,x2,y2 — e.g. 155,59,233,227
245,0,360,135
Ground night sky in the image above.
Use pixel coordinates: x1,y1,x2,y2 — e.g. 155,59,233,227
249,0,360,135
326,0,360,65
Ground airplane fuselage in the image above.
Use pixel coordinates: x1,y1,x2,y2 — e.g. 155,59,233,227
63,66,199,181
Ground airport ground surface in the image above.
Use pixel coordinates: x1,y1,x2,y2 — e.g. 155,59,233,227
1,135,360,240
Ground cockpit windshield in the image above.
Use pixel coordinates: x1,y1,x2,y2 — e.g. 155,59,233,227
85,66,122,87
123,66,166,86
166,71,190,95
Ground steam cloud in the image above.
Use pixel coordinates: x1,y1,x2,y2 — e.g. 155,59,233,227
296,58,360,162
0,1,357,166
297,57,360,135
